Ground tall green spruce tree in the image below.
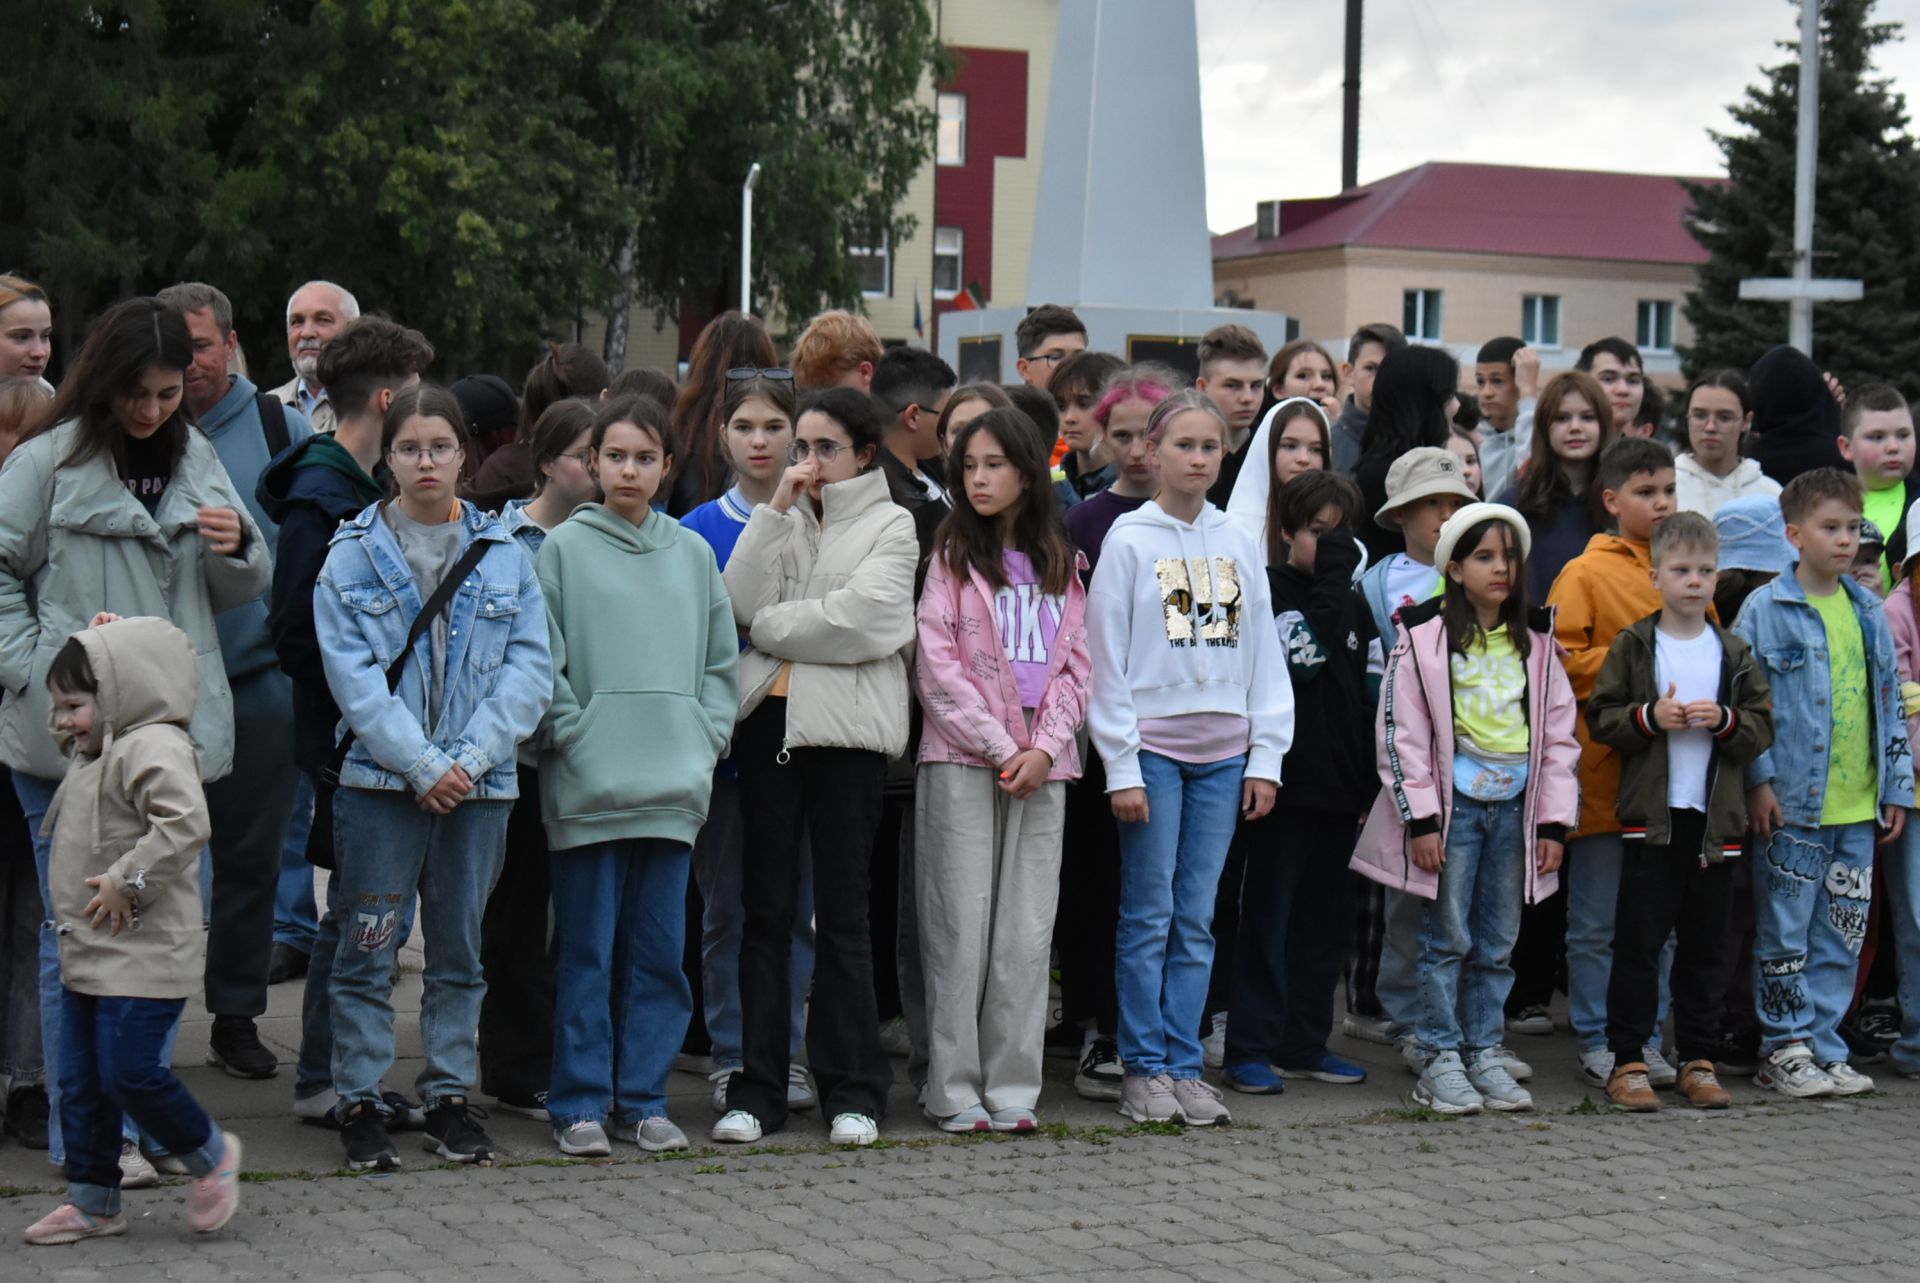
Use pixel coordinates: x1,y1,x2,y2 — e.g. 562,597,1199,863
1683,0,1920,398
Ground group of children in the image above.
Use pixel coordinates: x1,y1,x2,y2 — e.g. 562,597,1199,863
17,293,1920,1247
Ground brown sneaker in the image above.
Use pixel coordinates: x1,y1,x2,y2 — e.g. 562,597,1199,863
1606,1062,1661,1112
1676,1059,1731,1109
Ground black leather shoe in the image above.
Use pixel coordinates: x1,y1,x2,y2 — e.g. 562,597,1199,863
268,942,311,985
207,1015,279,1079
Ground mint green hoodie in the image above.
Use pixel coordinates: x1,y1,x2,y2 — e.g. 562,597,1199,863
535,504,740,849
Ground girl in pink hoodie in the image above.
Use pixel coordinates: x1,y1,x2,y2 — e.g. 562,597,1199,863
913,408,1091,1135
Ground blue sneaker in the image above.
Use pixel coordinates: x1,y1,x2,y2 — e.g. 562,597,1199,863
1277,1052,1368,1085
1223,1061,1285,1094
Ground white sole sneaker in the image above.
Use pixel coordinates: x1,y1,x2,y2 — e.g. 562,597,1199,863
1410,1083,1482,1116
711,1110,762,1144
554,1124,612,1157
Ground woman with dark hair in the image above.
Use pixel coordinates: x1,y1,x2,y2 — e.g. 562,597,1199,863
470,344,609,508
0,297,271,1172
668,312,780,517
1354,346,1461,560
1674,370,1775,517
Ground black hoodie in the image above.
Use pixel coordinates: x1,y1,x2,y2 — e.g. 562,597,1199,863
1748,344,1846,487
1266,528,1380,816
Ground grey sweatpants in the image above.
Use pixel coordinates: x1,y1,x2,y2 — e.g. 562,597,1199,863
914,764,1066,1117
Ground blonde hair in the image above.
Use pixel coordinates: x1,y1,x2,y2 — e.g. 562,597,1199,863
0,376,53,460
0,273,49,318
789,310,882,389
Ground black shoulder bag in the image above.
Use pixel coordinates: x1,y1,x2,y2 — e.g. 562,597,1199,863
305,541,492,870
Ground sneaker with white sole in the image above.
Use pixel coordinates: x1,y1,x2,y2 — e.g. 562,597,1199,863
1412,1051,1484,1115
1754,1044,1835,1099
1399,1037,1434,1077
787,1062,817,1112
1821,1061,1874,1096
711,1109,762,1143
709,1067,736,1113
987,1106,1037,1133
1505,1005,1553,1036
1342,1013,1396,1045
924,1104,991,1133
1489,1044,1533,1082
118,1140,158,1189
554,1120,611,1156
1169,1077,1231,1126
829,1112,879,1146
1074,1036,1124,1101
1642,1045,1678,1088
492,1091,550,1121
1201,1012,1228,1070
1577,1046,1616,1088
635,1117,689,1151
23,1203,127,1246
1118,1073,1178,1123
1465,1050,1533,1112
188,1132,242,1234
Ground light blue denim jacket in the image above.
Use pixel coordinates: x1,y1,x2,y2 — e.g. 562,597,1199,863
1732,566,1915,826
315,501,553,799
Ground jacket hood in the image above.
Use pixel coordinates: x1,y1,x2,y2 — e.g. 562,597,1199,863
69,617,199,745
258,434,386,524
1114,499,1238,539
195,373,257,436
1575,532,1651,564
1678,452,1767,488
1749,344,1838,439
567,503,682,553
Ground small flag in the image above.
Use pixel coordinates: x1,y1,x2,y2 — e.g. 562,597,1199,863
913,282,924,338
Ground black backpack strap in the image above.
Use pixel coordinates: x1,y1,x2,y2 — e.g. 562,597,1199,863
256,391,292,457
322,537,494,784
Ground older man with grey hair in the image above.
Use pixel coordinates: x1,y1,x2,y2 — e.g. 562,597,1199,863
270,280,360,434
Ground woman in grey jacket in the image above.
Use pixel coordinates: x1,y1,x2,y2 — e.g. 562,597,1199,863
0,298,269,1171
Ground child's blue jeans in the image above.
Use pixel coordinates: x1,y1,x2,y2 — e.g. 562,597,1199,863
1754,820,1875,1062
1413,791,1524,1057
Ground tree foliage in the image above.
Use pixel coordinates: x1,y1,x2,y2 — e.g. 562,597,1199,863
1682,0,1920,398
0,0,943,381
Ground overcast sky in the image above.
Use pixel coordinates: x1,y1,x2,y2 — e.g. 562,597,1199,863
1195,0,1920,233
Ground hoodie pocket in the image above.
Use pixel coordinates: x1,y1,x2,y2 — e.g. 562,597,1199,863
549,689,718,821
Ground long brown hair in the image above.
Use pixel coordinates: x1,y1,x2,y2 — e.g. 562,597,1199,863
1514,370,1614,521
672,312,779,507
936,408,1075,597
36,297,194,473
520,342,608,440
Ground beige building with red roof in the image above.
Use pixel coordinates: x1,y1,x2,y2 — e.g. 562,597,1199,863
1211,162,1713,385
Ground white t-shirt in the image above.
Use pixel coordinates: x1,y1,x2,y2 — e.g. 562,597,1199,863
1383,554,1442,617
1655,625,1724,813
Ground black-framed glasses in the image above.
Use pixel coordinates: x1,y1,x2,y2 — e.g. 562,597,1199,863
727,366,794,382
788,440,848,463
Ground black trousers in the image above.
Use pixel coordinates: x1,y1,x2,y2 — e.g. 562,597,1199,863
1225,807,1356,1066
1202,824,1248,1031
1606,810,1733,1065
203,667,300,1018
1057,752,1121,1035
479,766,555,1100
1506,888,1568,1013
1343,878,1387,1019
733,700,891,1128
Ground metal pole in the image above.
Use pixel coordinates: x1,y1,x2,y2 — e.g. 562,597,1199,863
740,162,762,315
1790,1,1819,354
1341,0,1362,191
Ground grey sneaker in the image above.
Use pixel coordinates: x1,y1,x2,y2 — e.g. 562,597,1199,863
1398,1036,1434,1077
1489,1044,1533,1082
1754,1044,1835,1099
1202,1012,1228,1070
1577,1046,1616,1088
787,1063,817,1112
1412,1051,1484,1115
1342,1013,1396,1045
554,1121,611,1157
1466,1050,1534,1112
987,1106,1037,1133
1821,1061,1874,1096
1168,1077,1231,1127
634,1117,689,1152
1642,1044,1678,1088
924,1103,992,1133
1118,1073,1178,1123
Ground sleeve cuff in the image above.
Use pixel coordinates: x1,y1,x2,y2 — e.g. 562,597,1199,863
1632,703,1659,738
1536,822,1568,844
1712,706,1738,740
1409,816,1441,838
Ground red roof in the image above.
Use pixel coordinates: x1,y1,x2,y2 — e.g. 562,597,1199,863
1212,162,1714,266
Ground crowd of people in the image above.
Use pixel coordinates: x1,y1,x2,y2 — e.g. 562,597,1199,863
1,271,1917,1248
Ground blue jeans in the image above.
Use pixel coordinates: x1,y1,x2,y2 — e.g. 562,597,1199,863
1413,792,1525,1056
548,838,691,1127
1114,751,1245,1079
1753,820,1875,1062
57,991,223,1217
17,771,64,1164
690,776,813,1069
1886,818,1920,1074
274,773,319,951
329,789,509,1108
1566,831,1673,1050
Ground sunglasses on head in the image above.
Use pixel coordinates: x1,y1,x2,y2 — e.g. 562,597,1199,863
726,367,794,382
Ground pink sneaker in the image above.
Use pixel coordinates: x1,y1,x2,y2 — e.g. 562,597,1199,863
24,1202,128,1246
188,1131,243,1234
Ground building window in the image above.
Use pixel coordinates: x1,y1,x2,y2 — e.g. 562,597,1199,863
1637,300,1675,352
1402,288,1443,342
850,234,891,298
933,227,964,298
937,93,967,166
1522,294,1561,348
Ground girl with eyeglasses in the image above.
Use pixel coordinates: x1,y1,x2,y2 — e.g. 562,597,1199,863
313,384,551,1172
1674,371,1774,519
712,386,918,1148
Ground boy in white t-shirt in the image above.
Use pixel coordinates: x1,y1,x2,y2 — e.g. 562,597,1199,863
1587,513,1775,1111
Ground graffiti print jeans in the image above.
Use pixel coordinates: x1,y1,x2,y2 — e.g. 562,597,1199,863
1752,820,1876,1063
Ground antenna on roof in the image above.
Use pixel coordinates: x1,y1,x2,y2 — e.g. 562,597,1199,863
1341,0,1362,191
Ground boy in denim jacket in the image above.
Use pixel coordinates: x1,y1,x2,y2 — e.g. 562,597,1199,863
1736,470,1915,1098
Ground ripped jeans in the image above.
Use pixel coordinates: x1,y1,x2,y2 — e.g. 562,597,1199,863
1752,820,1876,1063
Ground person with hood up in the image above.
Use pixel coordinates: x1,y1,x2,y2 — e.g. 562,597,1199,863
1747,344,1847,488
24,617,242,1246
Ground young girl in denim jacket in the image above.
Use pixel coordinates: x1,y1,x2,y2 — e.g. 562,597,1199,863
913,407,1091,1134
1351,503,1579,1116
315,386,551,1172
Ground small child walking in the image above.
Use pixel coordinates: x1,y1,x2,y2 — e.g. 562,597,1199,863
26,618,241,1245
1351,504,1580,1115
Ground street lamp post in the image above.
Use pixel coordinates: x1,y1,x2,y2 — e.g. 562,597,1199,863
740,162,762,316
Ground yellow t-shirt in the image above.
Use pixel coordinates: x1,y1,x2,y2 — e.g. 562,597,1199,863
1862,483,1904,590
1451,625,1529,756
1810,588,1877,825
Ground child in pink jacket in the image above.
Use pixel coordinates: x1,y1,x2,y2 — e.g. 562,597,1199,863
1351,504,1580,1116
1879,514,1920,1078
913,408,1091,1134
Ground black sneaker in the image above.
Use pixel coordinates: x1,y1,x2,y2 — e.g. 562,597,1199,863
1841,1014,1891,1066
1074,1036,1124,1102
4,1085,49,1150
491,1091,549,1121
1044,1020,1083,1059
423,1097,497,1165
1856,998,1901,1049
268,942,310,985
340,1100,401,1172
207,1016,279,1079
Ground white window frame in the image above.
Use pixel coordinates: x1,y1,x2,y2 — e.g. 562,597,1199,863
933,227,964,299
1637,299,1675,353
850,233,892,299
937,92,967,167
1522,294,1562,349
1403,288,1443,342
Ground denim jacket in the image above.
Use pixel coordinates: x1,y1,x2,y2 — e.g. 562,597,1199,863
1732,566,1915,826
315,501,552,799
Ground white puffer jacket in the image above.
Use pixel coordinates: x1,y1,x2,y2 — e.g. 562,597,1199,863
1675,452,1780,519
724,468,917,757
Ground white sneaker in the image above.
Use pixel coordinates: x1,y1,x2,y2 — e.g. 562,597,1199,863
635,1117,689,1152
1399,1037,1433,1077
1202,1012,1228,1070
118,1140,159,1189
1489,1044,1533,1082
1578,1046,1616,1088
709,1067,736,1113
1411,1051,1484,1116
923,1104,991,1133
1754,1044,1835,1099
1466,1050,1534,1112
553,1120,611,1157
1642,1045,1678,1088
829,1112,879,1147
1342,1014,1396,1045
711,1109,762,1144
787,1063,817,1112
1822,1061,1875,1096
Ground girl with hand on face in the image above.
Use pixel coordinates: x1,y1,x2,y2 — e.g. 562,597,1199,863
1086,390,1291,1130
314,385,551,1174
536,395,738,1158
1497,371,1617,602
913,408,1091,1134
1673,371,1774,518
713,388,917,1149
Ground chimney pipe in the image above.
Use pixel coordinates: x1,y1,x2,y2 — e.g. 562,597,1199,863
1342,0,1362,191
